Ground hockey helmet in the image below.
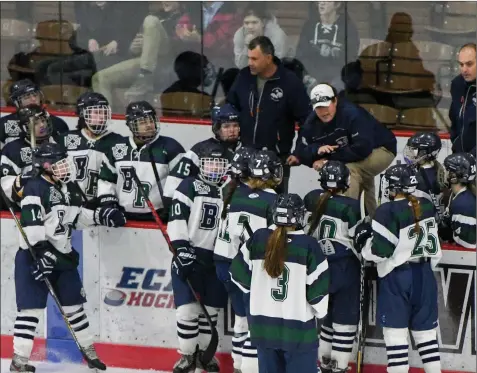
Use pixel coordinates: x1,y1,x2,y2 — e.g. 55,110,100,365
126,101,158,143
211,103,240,143
319,160,350,191
197,142,229,185
384,164,418,196
76,92,111,135
247,150,283,184
10,79,42,108
17,104,52,143
32,142,76,183
272,193,306,229
403,132,442,165
443,152,476,185
230,146,256,178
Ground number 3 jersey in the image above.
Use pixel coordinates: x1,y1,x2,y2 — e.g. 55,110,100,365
230,227,329,350
362,197,442,278
19,175,96,254
214,182,277,261
168,176,223,263
97,134,184,218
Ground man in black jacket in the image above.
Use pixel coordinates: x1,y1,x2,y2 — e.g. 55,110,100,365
449,43,476,156
227,36,311,193
291,83,397,216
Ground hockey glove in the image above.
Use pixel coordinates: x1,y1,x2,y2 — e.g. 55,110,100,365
12,173,33,202
31,251,57,281
98,194,120,208
94,206,126,227
438,211,453,242
172,247,198,280
353,222,373,253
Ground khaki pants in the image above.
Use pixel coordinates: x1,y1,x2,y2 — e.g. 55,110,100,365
92,15,170,106
345,147,396,217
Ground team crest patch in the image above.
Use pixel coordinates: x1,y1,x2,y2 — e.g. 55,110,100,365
193,180,210,194
270,87,283,102
65,134,82,149
112,144,128,160
20,147,32,163
49,187,62,204
6,120,21,136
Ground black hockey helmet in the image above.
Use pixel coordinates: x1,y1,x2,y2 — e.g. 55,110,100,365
32,142,75,183
197,142,229,185
248,150,283,184
384,164,418,196
403,132,442,165
272,193,306,229
443,152,476,185
9,79,42,108
230,146,256,178
319,160,350,191
282,57,306,81
17,104,52,143
211,103,240,143
125,101,158,143
76,91,111,135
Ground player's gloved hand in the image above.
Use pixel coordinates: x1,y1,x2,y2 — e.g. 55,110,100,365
12,173,33,202
438,210,453,242
94,206,126,227
172,246,198,280
353,222,373,253
98,194,120,208
31,251,57,281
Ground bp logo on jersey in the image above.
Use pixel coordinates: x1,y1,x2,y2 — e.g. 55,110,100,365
270,87,283,102
112,144,128,160
65,134,82,149
5,120,21,137
20,147,32,163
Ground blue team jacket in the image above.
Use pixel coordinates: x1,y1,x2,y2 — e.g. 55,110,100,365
226,60,311,156
449,75,476,154
294,97,397,167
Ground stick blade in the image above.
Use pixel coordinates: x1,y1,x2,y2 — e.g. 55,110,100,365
201,327,219,365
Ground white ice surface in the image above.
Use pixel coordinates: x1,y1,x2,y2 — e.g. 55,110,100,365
1,358,169,373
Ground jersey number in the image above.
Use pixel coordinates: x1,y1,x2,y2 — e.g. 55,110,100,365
200,203,219,230
318,218,337,239
119,166,152,208
271,265,290,302
177,161,191,177
54,210,72,238
408,220,438,257
218,213,250,242
74,155,99,197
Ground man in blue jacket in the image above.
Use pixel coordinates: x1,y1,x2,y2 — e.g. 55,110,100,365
290,83,396,216
226,36,311,193
449,43,476,156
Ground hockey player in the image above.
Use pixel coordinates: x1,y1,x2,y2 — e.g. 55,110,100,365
1,105,54,206
8,142,126,372
163,103,240,201
304,161,361,373
168,143,230,373
97,101,184,221
354,164,442,373
403,132,446,222
215,148,281,373
439,152,476,248
230,193,329,373
1,79,69,147
56,92,123,206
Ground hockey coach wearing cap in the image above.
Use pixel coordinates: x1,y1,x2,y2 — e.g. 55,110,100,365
289,83,396,215
227,36,311,193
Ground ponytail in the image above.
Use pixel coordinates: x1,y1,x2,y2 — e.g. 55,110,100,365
247,178,278,190
264,226,288,278
307,190,335,236
221,177,239,219
406,194,422,234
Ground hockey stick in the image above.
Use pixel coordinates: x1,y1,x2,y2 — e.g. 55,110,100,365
0,185,98,367
356,191,367,373
130,166,219,364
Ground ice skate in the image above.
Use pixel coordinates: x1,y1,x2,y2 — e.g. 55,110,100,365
320,357,334,373
196,351,220,372
84,345,107,370
173,354,197,373
9,354,35,372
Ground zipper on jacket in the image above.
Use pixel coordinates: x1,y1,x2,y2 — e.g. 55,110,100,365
459,83,476,151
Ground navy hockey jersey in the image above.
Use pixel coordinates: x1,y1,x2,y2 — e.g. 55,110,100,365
230,227,329,350
97,133,184,219
215,182,277,261
0,111,69,147
163,137,238,199
448,188,476,249
20,174,95,255
304,189,361,260
168,176,223,263
414,164,445,221
362,197,442,277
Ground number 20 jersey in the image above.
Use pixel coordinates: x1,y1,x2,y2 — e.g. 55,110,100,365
362,197,442,278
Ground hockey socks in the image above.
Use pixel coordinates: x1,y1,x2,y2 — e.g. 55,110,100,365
412,329,441,373
13,309,41,363
383,327,409,373
319,323,358,371
231,316,248,370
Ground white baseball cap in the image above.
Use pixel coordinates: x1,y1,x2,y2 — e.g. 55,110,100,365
310,84,335,109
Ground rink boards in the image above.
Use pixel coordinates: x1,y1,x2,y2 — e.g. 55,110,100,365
0,110,475,372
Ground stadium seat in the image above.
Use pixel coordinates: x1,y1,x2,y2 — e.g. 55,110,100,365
359,104,399,127
427,2,477,35
160,92,211,118
397,107,439,131
41,85,88,111
358,40,392,88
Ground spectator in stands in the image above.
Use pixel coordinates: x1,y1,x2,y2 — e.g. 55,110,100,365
449,43,476,155
175,1,241,69
233,4,290,69
295,2,359,90
290,83,396,216
227,36,311,193
93,2,183,108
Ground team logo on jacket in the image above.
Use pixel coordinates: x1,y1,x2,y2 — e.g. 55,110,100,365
5,120,21,136
270,87,283,102
65,134,82,149
112,144,128,160
336,136,348,147
20,147,32,163
193,180,210,194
